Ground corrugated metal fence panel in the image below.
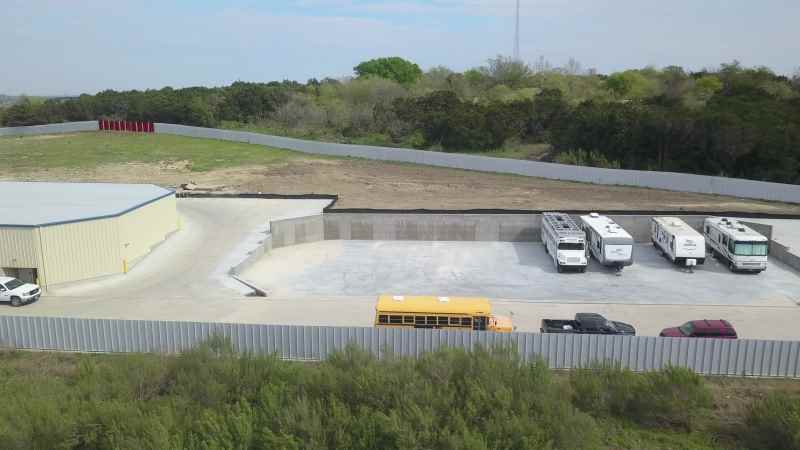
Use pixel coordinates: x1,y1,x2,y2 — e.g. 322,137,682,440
154,123,800,204
2,316,800,377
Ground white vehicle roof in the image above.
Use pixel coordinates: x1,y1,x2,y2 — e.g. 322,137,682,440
0,276,18,284
706,217,768,242
580,213,633,240
652,217,703,238
542,212,584,238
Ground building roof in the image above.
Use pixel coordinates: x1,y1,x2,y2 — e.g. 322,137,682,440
0,182,174,227
376,295,492,315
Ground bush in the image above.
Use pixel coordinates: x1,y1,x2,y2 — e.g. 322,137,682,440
744,393,800,450
570,365,712,431
631,367,713,431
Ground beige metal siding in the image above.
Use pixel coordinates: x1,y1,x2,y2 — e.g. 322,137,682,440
117,195,178,267
38,218,121,285
0,227,40,269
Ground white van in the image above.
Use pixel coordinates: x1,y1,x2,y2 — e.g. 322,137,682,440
651,217,706,267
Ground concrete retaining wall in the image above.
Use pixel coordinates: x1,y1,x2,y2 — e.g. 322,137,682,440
324,213,706,244
270,214,325,249
0,121,98,136
155,123,800,204
771,241,800,273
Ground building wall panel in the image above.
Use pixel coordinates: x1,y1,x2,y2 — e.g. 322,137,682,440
117,195,178,267
38,218,121,286
0,227,40,269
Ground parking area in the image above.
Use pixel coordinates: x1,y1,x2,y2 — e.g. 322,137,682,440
1,199,798,340
242,240,799,307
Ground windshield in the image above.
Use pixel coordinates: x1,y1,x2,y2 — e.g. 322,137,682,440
558,242,584,251
603,320,618,331
678,322,694,336
733,241,768,256
4,278,24,290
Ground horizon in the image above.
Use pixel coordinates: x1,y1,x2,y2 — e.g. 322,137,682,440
3,0,800,96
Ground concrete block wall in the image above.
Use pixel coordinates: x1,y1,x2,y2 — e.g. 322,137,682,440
270,214,325,249
771,242,800,273
323,213,707,244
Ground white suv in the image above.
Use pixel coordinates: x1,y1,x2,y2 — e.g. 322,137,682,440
0,276,41,307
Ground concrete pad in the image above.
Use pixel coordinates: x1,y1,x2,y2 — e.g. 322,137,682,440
243,240,799,307
24,198,330,302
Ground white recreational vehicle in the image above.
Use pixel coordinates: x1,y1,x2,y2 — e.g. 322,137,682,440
580,213,634,271
542,212,588,273
704,217,768,273
651,217,706,267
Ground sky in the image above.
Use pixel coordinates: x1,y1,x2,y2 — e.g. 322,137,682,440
2,0,799,96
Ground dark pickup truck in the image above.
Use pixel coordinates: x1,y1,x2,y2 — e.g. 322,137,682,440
540,313,636,335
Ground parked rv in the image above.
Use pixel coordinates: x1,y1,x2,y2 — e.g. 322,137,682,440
651,217,706,267
580,213,634,272
541,212,588,273
659,320,737,339
704,218,768,273
540,313,636,335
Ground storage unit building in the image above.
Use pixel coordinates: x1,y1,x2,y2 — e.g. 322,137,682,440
0,182,178,288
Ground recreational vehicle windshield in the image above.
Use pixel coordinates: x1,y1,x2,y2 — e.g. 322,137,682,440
704,217,768,273
542,212,588,273
580,213,634,271
651,217,706,267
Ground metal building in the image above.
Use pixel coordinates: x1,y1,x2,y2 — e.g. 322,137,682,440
0,182,178,288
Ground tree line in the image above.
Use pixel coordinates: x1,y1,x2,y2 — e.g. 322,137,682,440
1,340,798,449
2,57,799,184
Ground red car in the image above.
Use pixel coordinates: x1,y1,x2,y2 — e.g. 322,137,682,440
659,320,738,339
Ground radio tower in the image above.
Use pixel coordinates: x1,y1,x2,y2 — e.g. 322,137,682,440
513,0,520,60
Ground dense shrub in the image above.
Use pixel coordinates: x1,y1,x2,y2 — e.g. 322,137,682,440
570,364,712,431
744,393,800,450
0,341,790,449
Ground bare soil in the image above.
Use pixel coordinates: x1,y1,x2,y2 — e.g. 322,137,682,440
6,158,800,213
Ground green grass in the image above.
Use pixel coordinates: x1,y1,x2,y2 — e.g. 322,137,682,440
0,131,307,172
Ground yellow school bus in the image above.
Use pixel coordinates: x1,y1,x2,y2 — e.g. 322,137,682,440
375,295,513,332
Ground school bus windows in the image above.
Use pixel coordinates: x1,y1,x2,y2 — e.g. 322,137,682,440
403,316,414,324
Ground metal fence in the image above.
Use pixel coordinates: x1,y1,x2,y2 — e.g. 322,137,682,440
1,315,798,377
2,121,798,203
155,123,800,204
0,121,98,136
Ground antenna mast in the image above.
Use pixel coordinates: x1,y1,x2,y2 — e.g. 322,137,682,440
514,0,520,60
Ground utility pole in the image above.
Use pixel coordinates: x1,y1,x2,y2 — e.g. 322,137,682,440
514,0,520,60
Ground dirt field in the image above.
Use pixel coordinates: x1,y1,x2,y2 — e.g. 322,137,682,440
7,158,800,213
